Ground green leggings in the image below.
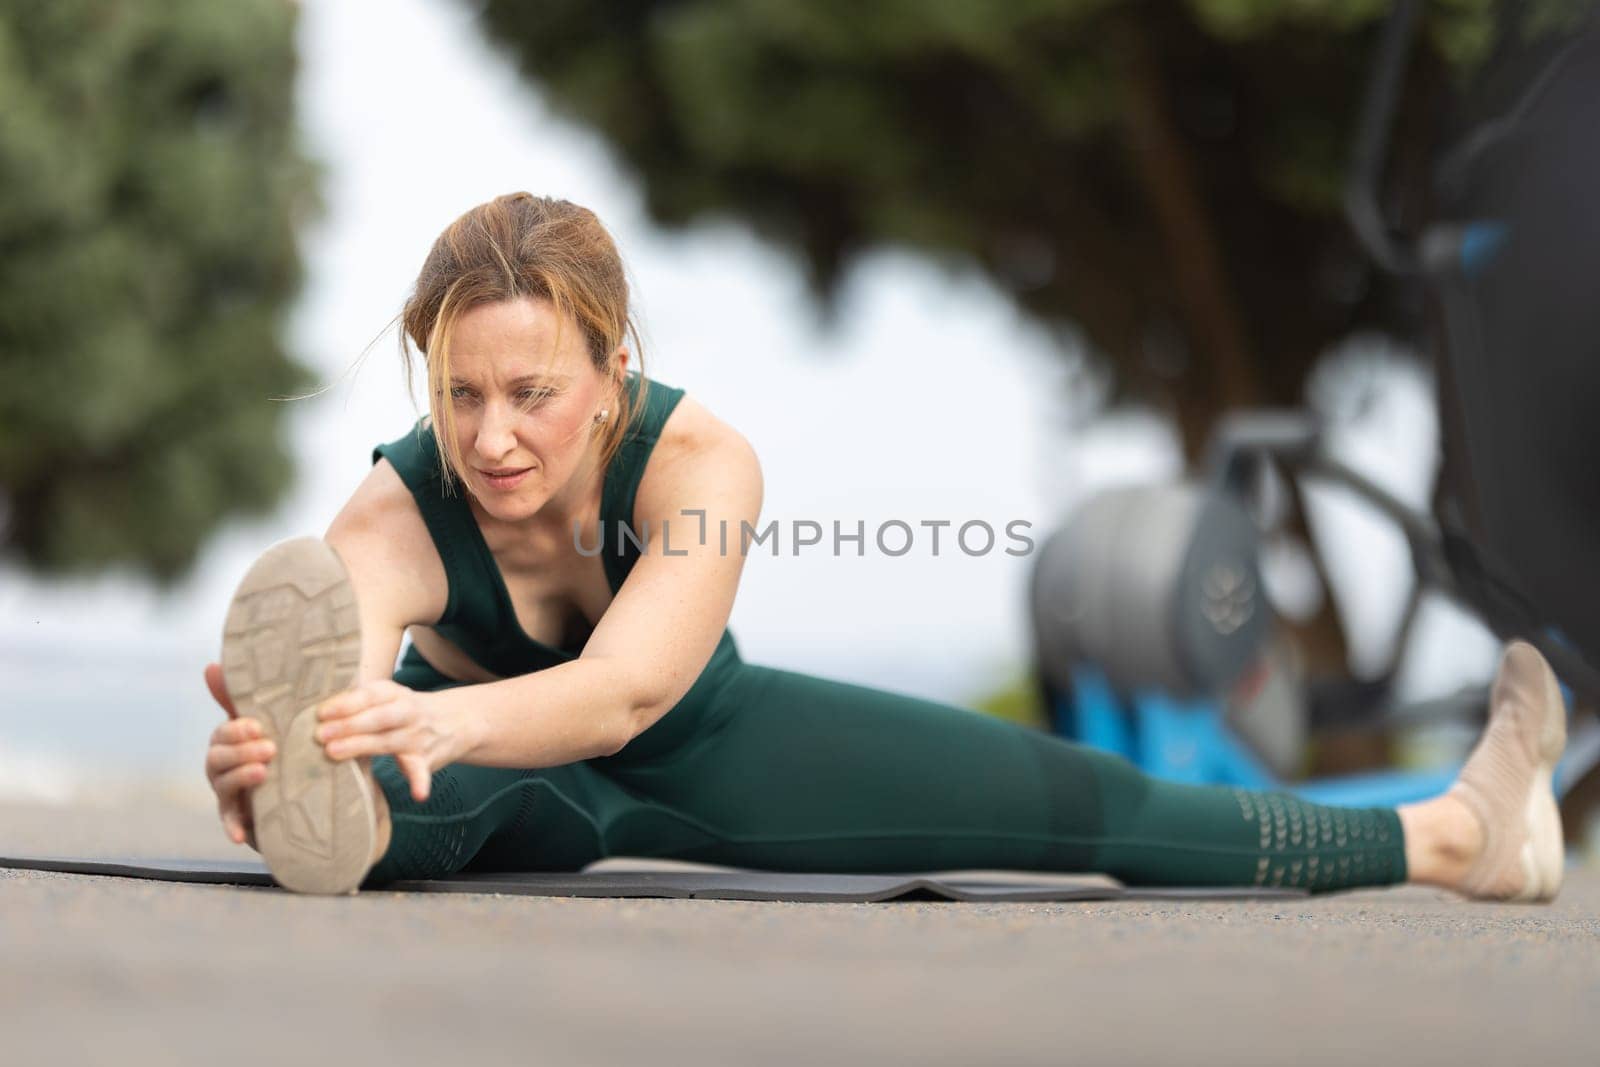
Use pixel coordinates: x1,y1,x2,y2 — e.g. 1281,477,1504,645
368,654,1407,893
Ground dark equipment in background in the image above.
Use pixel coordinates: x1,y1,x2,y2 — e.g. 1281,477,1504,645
1030,2,1600,815
1031,485,1267,700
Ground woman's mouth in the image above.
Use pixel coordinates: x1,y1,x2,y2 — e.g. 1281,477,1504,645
477,466,533,491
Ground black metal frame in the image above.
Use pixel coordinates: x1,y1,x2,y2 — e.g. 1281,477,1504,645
1242,0,1600,703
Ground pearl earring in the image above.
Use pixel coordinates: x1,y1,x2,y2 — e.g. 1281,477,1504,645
594,408,609,424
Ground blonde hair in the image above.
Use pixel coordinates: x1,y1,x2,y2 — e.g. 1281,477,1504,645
399,193,646,487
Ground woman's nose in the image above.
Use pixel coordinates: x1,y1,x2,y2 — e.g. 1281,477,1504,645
474,402,517,460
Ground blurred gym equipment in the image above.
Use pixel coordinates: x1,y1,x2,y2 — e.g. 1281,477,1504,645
1030,1,1600,815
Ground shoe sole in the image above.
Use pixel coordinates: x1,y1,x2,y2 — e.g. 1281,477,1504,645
221,537,374,895
1514,646,1567,902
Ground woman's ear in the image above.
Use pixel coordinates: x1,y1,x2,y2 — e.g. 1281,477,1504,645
610,345,631,408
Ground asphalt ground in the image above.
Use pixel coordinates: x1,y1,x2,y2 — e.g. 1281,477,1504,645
2,799,1596,1067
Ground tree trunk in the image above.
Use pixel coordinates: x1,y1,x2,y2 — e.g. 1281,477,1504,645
1112,17,1258,459
1112,17,1353,680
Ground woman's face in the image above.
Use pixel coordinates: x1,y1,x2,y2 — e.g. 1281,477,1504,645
440,296,619,523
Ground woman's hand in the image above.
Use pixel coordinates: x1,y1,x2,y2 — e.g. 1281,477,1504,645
314,680,472,803
202,663,273,848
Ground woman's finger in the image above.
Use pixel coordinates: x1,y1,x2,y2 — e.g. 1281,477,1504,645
220,804,249,845
317,681,396,721
212,761,268,800
209,717,262,747
323,724,418,761
220,801,258,849
205,738,276,780
316,700,409,743
204,662,239,719
398,753,433,803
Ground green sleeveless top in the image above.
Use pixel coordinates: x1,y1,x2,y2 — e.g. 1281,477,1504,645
372,374,740,687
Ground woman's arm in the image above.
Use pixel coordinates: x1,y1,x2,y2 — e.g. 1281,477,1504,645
322,458,449,684
458,419,762,762
316,404,764,772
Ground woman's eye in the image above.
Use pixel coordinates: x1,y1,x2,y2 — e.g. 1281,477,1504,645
449,387,476,402
517,389,552,407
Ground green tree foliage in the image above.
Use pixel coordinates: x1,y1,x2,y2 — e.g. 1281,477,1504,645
472,0,1581,457
969,668,1049,730
0,0,318,580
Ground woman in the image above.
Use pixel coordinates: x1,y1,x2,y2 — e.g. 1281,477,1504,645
204,193,1567,899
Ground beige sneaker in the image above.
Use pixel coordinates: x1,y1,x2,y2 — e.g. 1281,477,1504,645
1448,640,1568,902
221,537,389,894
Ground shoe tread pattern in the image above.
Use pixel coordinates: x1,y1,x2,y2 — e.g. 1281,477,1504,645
221,538,371,894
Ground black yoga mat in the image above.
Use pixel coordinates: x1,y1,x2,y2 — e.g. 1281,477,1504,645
0,854,1307,901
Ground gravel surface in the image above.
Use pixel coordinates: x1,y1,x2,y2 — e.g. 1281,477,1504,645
3,800,1597,1066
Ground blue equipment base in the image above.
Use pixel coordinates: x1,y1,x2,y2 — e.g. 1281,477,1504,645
1058,668,1572,808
